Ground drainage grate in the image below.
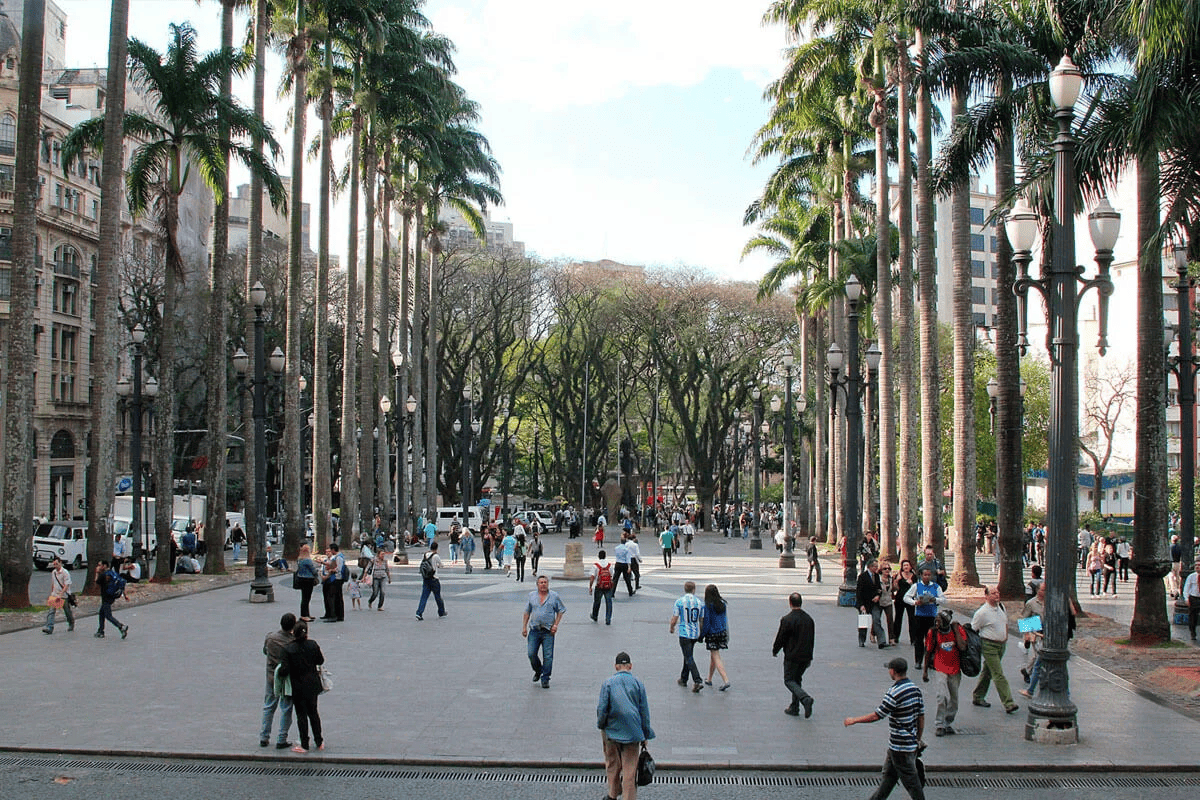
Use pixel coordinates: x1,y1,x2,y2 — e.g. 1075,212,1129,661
2,755,1199,789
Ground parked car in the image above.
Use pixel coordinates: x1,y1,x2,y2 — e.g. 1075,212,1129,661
513,510,555,530
32,520,92,570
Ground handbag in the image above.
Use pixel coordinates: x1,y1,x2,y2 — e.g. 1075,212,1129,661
292,573,302,590
67,592,77,607
857,613,871,629
273,663,292,698
636,746,655,786
317,664,333,693
47,595,65,610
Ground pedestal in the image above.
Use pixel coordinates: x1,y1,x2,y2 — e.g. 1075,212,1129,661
779,553,796,568
560,541,587,580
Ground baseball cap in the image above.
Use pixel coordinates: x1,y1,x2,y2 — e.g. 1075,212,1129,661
884,657,908,673
615,651,632,665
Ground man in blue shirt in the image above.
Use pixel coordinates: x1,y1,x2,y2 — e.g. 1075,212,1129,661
669,581,705,692
597,651,654,800
522,575,567,688
844,657,926,800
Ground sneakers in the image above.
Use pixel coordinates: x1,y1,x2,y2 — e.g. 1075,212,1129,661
935,728,945,737
704,680,713,686
532,673,542,683
692,683,704,693
42,628,52,635
275,741,293,750
942,726,956,735
677,678,688,687
720,683,731,692
541,679,550,689
120,625,129,640
415,614,424,620
94,631,105,638
801,697,813,718
260,739,270,748
972,698,991,708
1005,704,1021,714
783,707,800,717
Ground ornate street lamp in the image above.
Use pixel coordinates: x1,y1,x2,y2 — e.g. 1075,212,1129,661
116,324,158,572
1005,54,1121,744
452,384,479,531
1165,242,1195,623
750,388,764,549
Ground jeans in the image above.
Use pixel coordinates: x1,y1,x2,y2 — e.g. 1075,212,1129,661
464,549,474,573
859,606,887,647
783,658,812,712
527,628,555,680
678,637,701,684
97,599,122,633
591,586,614,623
449,542,458,561
933,669,961,730
44,601,74,632
260,674,293,744
368,576,386,608
1089,569,1102,595
869,748,925,800
973,638,1015,707
515,556,526,582
416,577,445,616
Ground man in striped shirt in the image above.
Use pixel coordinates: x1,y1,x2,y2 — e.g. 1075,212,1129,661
844,657,926,800
669,581,705,692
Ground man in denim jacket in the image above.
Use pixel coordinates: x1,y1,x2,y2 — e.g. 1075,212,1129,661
597,651,655,800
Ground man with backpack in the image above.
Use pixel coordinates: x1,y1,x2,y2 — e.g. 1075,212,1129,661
415,541,446,620
922,609,967,737
320,543,346,623
590,549,617,625
970,585,1019,714
94,560,129,639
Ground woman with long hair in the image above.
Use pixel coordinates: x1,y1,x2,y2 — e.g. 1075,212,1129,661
280,620,325,753
701,584,731,690
892,559,916,645
294,545,319,621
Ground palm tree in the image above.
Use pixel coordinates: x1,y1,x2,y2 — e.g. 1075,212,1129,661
62,22,285,579
0,0,46,608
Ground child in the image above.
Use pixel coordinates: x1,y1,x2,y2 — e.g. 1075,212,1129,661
348,569,363,610
594,525,604,551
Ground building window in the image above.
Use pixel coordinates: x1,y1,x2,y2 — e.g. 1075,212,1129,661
0,164,13,192
971,286,986,305
1087,490,1094,500
971,259,985,278
0,114,14,156
1112,490,1119,501
1127,490,1133,500
970,233,986,252
973,311,986,326
970,206,985,225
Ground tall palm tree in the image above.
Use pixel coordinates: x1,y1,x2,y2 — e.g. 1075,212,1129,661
62,22,285,578
0,0,46,608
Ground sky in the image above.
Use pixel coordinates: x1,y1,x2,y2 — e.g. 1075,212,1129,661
54,0,789,281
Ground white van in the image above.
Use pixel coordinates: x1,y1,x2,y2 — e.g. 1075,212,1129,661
434,506,484,534
32,521,91,570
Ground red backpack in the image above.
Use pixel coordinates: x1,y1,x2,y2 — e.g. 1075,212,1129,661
595,562,614,590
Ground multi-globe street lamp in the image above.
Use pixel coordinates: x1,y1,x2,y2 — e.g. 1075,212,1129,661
380,391,416,563
232,282,285,601
750,388,765,550
116,323,158,571
1165,243,1195,623
1005,54,1121,743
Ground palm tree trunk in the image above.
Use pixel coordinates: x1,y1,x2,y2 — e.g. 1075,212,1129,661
312,32,333,552
424,207,440,518
358,121,377,537
1,0,46,607
915,29,943,559
813,312,827,542
85,0,129,589
282,0,308,559
1130,151,1171,644
411,201,426,524
375,154,393,525
201,0,237,574
894,35,919,566
339,70,362,549
949,80,979,589
154,183,184,580
872,77,896,561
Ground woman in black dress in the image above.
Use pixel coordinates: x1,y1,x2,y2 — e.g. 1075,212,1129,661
280,620,325,752
892,559,916,646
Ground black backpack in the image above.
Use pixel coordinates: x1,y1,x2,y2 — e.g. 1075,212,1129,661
958,623,983,678
419,554,436,579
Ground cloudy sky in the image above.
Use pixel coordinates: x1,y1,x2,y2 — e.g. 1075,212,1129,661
56,0,788,280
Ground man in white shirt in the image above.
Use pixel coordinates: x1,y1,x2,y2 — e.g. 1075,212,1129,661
626,534,643,591
970,585,1019,714
774,528,788,553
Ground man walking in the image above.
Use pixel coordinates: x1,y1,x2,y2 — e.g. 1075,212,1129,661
260,612,295,749
613,535,636,596
415,541,447,620
669,580,705,692
857,559,890,648
659,526,675,568
590,550,617,625
94,560,129,639
596,651,655,800
971,585,1019,714
922,609,966,737
806,537,822,583
772,592,815,718
522,575,566,688
844,657,926,800
627,533,643,590
42,556,74,634
903,566,945,668
320,543,346,622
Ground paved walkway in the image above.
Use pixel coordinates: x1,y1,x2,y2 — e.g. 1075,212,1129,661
1,533,1194,769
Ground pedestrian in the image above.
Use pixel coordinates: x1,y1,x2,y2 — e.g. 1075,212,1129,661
1025,564,1044,600
415,540,447,620
844,657,926,800
590,549,616,625
522,574,566,688
320,543,346,622
922,609,966,737
659,526,675,568
1087,541,1103,596
94,560,129,639
501,527,517,577
367,548,390,610
683,520,695,554
461,527,476,574
892,560,916,645
347,571,363,610
879,563,897,645
627,533,643,589
482,526,494,570
702,584,731,690
669,580,705,692
970,585,1020,714
916,544,947,592
772,591,815,717
529,530,543,575
1018,582,1046,696
1170,534,1183,598
806,537,822,583
294,544,319,621
230,523,245,562
514,532,528,582
279,620,324,753
594,523,605,551
424,516,437,548
903,566,945,669
112,533,127,562
1183,561,1200,640
1116,537,1132,581
613,534,636,596
261,612,295,750
596,651,655,800
775,527,787,553
1102,543,1118,595
857,559,890,648
448,520,461,563
42,556,74,634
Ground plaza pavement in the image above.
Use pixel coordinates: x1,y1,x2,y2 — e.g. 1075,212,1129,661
1,531,1194,770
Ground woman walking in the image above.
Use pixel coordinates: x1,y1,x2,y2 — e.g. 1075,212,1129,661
529,531,544,575
514,532,528,582
367,549,390,610
294,545,320,621
279,621,325,753
1087,542,1104,596
701,584,731,690
461,527,476,573
877,564,896,645
892,559,915,645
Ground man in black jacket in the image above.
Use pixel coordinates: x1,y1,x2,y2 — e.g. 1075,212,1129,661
772,592,815,718
858,559,890,649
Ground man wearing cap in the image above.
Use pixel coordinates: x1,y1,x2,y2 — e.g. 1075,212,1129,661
844,657,926,800
970,585,1019,714
922,609,966,736
772,592,815,718
596,651,655,800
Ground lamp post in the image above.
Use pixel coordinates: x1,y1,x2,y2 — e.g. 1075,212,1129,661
750,388,764,549
829,274,873,606
232,282,285,601
531,422,540,500
1005,54,1121,744
452,385,478,531
1165,243,1195,623
116,324,159,573
776,354,797,566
